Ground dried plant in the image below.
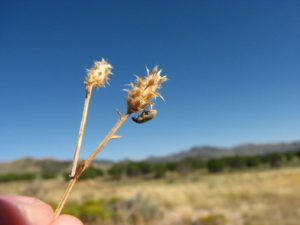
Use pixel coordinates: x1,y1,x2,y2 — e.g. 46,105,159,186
70,59,112,177
126,66,167,114
54,61,167,217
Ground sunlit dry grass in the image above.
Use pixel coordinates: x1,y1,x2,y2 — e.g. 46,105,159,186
0,167,299,225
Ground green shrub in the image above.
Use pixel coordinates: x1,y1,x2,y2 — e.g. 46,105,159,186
79,167,103,180
126,162,141,177
245,156,261,168
138,162,152,175
80,200,110,222
207,159,225,173
0,173,36,183
166,162,177,171
227,156,246,170
199,214,226,225
63,200,111,223
284,152,294,161
268,153,283,168
296,150,300,159
151,163,167,178
108,164,124,180
41,171,57,179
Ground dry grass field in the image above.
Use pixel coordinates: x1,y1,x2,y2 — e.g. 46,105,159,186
0,167,299,225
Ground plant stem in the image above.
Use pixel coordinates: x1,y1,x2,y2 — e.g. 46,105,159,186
83,113,129,170
54,177,77,217
70,87,93,177
54,113,130,217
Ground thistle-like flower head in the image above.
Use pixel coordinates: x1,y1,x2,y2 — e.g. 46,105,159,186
84,59,112,91
125,66,167,114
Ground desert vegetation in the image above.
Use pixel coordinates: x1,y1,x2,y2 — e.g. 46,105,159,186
2,150,299,183
0,150,300,225
0,162,299,225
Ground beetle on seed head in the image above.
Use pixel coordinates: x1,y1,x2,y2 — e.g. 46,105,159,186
132,108,157,124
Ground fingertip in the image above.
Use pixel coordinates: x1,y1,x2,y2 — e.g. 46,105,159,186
52,215,83,225
0,195,54,225
0,197,26,225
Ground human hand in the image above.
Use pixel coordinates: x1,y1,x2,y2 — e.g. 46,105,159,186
0,195,82,225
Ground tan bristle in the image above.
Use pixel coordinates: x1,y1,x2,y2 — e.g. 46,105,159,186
126,66,167,114
84,59,113,91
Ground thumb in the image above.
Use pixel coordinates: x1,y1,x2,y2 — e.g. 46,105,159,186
52,215,83,225
0,195,54,225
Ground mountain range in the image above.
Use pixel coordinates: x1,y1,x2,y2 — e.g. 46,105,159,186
147,141,300,162
1,141,299,174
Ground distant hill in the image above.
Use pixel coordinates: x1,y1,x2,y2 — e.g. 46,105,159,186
1,141,300,173
0,158,113,175
147,141,300,162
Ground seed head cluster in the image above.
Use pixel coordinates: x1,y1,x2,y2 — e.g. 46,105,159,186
84,59,112,91
126,66,167,114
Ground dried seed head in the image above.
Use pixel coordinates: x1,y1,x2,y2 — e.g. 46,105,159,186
84,59,113,91
125,66,167,114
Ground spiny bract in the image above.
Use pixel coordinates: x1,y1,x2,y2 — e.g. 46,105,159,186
125,66,167,114
84,59,113,91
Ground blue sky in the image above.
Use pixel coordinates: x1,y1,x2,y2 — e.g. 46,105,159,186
1,0,299,161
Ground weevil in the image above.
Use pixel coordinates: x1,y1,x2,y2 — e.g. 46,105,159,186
132,109,157,124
